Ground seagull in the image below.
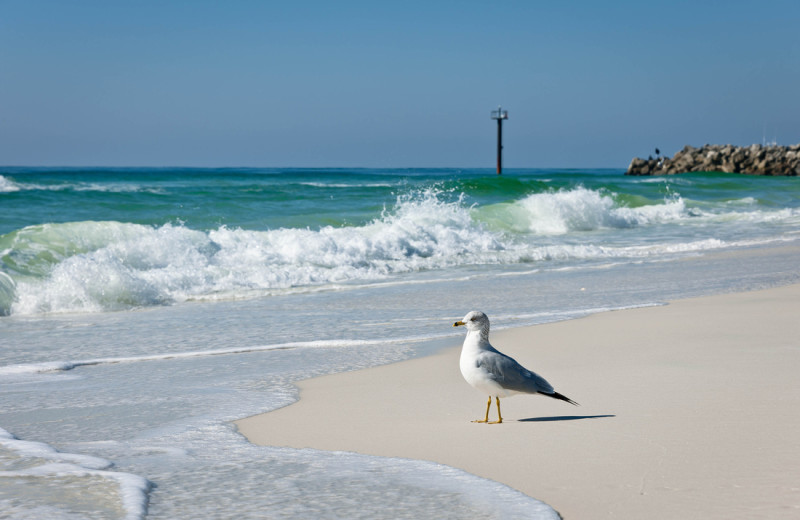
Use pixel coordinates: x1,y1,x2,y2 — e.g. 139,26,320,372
453,311,578,424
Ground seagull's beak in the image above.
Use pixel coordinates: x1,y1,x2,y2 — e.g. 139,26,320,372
453,321,465,327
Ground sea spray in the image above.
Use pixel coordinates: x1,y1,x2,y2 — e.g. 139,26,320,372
3,178,799,315
0,175,21,193
474,187,687,235
2,188,504,314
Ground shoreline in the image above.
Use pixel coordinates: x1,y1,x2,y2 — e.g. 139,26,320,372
236,284,800,518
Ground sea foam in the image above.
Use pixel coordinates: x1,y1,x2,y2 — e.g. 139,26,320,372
0,175,21,193
1,186,793,316
478,187,687,234
1,189,503,315
0,427,151,520
0,337,424,377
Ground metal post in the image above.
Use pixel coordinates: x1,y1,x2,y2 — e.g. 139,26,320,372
490,106,508,175
496,117,503,174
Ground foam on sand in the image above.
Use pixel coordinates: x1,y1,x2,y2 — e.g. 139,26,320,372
0,427,151,520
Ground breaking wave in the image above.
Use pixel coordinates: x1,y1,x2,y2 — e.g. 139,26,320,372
1,186,793,315
0,175,21,193
477,187,686,234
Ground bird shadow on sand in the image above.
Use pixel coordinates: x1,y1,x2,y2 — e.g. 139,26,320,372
517,414,615,422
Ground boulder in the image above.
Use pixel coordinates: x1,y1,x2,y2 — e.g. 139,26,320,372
626,144,800,176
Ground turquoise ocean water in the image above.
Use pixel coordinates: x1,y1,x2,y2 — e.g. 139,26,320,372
2,167,800,518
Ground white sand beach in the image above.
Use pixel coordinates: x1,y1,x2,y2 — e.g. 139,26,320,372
236,284,800,519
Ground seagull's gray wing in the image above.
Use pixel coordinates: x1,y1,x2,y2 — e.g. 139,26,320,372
475,349,555,395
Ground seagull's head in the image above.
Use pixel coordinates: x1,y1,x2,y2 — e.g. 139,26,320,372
453,311,490,332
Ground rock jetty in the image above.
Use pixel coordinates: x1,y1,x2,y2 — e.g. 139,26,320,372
626,144,800,176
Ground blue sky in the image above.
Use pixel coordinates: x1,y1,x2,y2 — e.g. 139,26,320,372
1,1,798,168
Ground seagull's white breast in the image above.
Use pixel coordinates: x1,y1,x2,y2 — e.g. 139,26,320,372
459,333,518,398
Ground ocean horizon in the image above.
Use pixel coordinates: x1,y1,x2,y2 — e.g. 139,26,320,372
2,166,800,518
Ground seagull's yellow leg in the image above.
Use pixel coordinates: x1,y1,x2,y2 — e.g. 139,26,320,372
472,396,492,423
488,397,503,424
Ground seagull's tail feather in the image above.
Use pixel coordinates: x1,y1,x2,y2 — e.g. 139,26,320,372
546,391,579,406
